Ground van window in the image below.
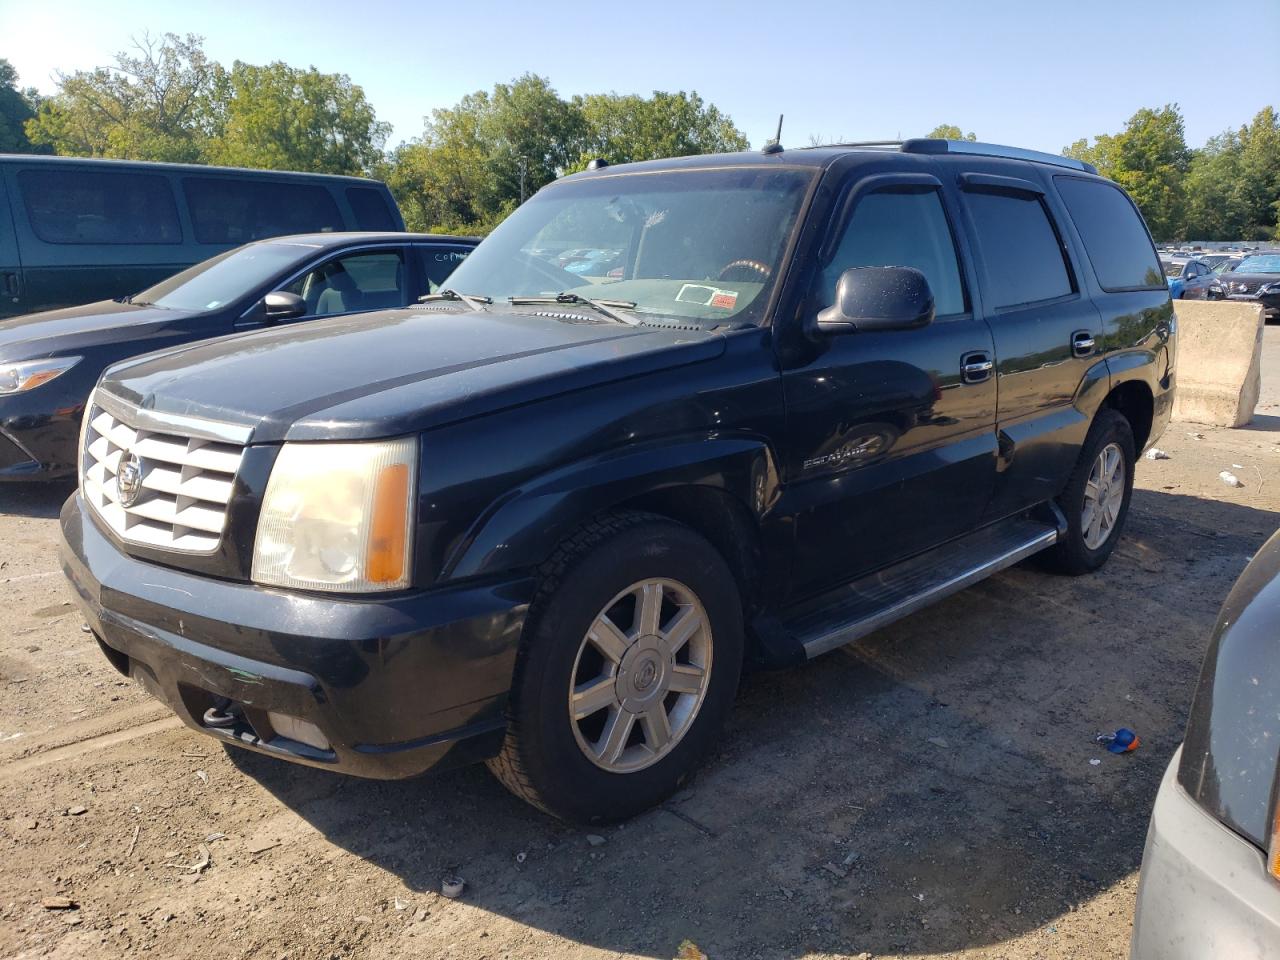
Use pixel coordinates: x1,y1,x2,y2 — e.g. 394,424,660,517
346,187,398,231
965,191,1073,307
1054,178,1164,290
422,245,473,292
183,178,344,244
18,168,181,245
821,186,966,317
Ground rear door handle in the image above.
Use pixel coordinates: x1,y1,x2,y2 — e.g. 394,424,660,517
1072,330,1096,357
960,351,993,384
1,272,18,298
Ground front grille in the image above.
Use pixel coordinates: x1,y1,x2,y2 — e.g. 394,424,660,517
81,398,247,553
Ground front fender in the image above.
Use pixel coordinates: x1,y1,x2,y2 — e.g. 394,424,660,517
442,436,779,582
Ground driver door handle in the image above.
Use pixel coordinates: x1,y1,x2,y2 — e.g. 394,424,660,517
960,351,993,384
1072,330,1096,357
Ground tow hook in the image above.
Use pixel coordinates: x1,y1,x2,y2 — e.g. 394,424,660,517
202,697,240,729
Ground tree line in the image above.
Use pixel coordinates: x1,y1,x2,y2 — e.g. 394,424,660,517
2,35,1276,241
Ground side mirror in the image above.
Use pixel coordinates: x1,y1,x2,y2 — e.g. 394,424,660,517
813,266,935,336
264,291,306,322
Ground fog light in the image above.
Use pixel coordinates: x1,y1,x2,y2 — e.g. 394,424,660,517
267,712,330,751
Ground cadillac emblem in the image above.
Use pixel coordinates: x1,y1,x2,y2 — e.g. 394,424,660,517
116,453,143,508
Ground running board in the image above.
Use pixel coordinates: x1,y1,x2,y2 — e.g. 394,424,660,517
783,516,1060,661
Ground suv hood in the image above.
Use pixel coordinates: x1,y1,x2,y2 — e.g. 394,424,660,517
99,307,726,443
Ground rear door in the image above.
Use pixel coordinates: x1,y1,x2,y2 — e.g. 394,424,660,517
0,169,24,318
781,171,998,593
955,170,1102,520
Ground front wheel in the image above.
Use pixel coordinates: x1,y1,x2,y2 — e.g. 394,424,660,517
487,512,744,822
1043,409,1135,575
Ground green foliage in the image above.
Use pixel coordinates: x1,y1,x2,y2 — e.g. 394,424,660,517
23,33,388,175
1065,104,1279,241
926,124,977,141
0,60,43,153
570,91,749,169
25,33,221,162
386,76,749,233
207,62,390,175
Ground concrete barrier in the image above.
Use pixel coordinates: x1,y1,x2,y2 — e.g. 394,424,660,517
1172,300,1265,428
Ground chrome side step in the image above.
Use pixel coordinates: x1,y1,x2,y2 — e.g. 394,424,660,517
783,517,1060,661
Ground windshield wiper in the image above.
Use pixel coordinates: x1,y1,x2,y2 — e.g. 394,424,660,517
418,289,491,313
508,293,640,326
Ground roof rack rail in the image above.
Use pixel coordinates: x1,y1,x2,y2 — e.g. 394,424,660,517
901,139,1098,175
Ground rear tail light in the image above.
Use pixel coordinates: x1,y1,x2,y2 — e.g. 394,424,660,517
1270,806,1280,882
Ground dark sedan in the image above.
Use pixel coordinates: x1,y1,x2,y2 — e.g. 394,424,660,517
1211,253,1280,322
0,232,478,480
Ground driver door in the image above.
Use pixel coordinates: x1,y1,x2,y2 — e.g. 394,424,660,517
780,173,998,594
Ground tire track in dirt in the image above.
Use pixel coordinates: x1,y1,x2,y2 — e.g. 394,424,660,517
0,702,181,778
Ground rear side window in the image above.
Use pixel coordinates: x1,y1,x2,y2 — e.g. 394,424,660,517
346,187,398,231
1056,178,1163,290
821,187,966,317
18,168,181,245
183,178,344,244
422,244,474,292
965,190,1073,308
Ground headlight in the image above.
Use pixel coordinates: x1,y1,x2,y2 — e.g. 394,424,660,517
0,356,81,394
1260,282,1280,295
252,438,417,593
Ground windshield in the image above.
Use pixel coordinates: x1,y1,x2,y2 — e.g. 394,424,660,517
1236,255,1280,274
133,242,306,311
441,167,814,326
1214,259,1240,274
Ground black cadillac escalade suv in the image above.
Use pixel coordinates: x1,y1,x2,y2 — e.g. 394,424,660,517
60,140,1176,823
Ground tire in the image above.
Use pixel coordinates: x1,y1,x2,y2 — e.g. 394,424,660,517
1043,408,1136,575
486,511,744,823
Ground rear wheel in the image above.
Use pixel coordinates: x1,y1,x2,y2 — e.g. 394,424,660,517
487,512,744,822
1043,409,1135,575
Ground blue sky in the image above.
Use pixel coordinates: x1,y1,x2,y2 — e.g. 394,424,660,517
6,0,1278,154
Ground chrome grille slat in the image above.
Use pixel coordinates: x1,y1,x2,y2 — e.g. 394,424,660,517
80,398,246,553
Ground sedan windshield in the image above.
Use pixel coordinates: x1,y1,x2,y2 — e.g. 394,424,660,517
132,242,307,311
1236,255,1280,274
441,167,814,326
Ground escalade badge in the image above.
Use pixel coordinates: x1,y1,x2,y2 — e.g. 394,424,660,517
116,453,143,508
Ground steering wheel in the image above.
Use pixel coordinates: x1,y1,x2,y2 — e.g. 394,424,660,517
717,259,772,282
514,251,586,291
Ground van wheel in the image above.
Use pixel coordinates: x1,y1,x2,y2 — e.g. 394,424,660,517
486,512,743,823
1043,409,1135,575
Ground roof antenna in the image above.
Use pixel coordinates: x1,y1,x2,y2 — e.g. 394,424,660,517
761,114,784,155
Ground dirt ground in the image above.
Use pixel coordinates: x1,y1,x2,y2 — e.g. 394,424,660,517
2,327,1278,960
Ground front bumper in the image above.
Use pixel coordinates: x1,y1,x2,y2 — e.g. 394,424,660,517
60,493,534,778
1130,747,1280,959
0,381,87,481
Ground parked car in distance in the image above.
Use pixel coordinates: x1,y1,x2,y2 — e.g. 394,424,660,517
60,139,1175,823
1130,527,1280,958
1211,253,1280,322
0,155,406,319
0,232,477,479
1162,257,1216,299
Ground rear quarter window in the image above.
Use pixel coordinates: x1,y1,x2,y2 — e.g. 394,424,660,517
346,187,398,231
18,168,181,245
1054,177,1164,290
183,177,344,244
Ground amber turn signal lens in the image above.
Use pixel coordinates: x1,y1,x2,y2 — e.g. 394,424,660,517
367,463,410,584
1270,808,1280,881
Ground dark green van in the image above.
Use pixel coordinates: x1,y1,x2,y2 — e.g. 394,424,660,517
0,155,404,319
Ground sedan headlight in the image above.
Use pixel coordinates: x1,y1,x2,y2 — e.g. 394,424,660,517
0,356,81,395
1259,282,1280,295
252,438,417,593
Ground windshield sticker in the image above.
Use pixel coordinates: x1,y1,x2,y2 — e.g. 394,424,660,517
675,284,740,309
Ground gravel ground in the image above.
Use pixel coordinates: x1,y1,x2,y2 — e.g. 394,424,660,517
1,326,1277,960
